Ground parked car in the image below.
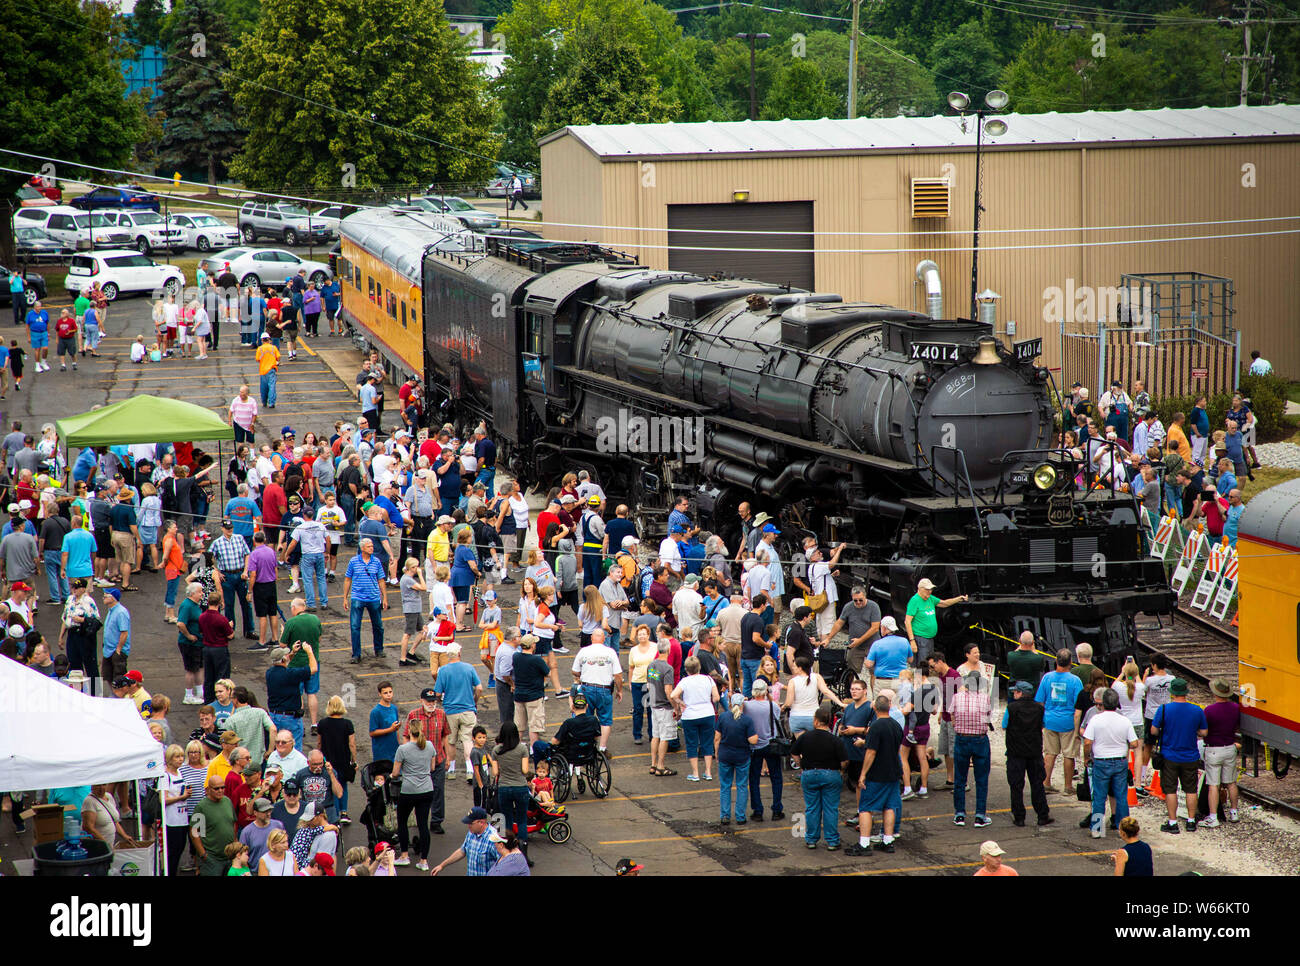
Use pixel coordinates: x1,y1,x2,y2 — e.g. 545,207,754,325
166,212,241,252
398,196,499,231
238,201,331,246
199,247,332,289
0,265,47,307
16,184,57,208
25,176,62,204
12,206,132,250
476,164,539,199
309,206,344,238
63,250,184,301
15,227,70,260
98,209,185,254
70,184,161,212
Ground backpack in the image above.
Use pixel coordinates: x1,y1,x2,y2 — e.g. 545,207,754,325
160,476,178,512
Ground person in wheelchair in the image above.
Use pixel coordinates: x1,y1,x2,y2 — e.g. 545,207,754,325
550,692,601,772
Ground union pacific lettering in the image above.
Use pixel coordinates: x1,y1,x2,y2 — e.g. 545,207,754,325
439,324,482,360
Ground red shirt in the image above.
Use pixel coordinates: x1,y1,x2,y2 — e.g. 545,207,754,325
224,770,255,829
536,509,560,547
173,441,195,472
403,707,450,766
266,296,283,316
55,316,77,339
431,618,456,645
1201,496,1229,537
262,483,287,525
16,482,37,518
419,439,441,465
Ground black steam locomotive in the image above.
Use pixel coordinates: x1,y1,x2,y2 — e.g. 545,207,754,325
420,237,1173,669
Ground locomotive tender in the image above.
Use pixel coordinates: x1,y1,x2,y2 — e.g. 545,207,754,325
342,210,1174,666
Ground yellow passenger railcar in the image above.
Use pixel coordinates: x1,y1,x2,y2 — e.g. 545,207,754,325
337,207,472,382
1237,477,1300,767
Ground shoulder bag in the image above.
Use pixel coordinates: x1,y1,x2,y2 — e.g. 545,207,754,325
767,699,793,759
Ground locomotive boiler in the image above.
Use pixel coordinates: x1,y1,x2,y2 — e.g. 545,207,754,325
405,232,1174,667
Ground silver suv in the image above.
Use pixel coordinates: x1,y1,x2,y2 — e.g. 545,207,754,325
238,201,331,246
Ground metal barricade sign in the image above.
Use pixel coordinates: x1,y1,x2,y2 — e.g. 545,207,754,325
1170,528,1206,595
1191,539,1227,611
1209,549,1239,621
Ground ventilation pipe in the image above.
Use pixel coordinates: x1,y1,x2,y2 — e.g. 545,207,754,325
915,259,943,320
976,288,1001,328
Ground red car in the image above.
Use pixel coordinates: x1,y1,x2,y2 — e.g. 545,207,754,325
26,176,62,204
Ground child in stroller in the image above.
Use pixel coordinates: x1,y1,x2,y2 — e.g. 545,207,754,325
358,759,399,848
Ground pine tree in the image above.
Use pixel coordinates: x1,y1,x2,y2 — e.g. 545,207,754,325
228,0,498,191
156,0,244,187
129,0,168,49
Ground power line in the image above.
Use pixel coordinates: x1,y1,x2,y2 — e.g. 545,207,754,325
11,149,1297,242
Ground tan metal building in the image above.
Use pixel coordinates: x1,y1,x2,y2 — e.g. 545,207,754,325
539,105,1300,384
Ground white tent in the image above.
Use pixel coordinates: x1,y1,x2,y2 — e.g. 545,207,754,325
0,658,164,789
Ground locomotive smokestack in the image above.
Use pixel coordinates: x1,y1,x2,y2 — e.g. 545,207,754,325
915,259,943,320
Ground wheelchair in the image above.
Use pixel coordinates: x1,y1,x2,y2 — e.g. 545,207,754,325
546,737,611,803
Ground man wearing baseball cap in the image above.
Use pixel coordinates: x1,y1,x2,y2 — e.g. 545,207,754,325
1001,680,1054,828
403,687,450,835
1151,678,1207,834
431,806,498,876
904,578,968,666
579,492,606,588
973,840,1018,876
100,585,131,687
615,857,644,876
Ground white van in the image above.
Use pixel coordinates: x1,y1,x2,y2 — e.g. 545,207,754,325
63,250,185,301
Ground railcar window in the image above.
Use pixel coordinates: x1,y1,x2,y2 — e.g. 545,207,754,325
386,291,397,318
400,301,407,328
368,276,374,301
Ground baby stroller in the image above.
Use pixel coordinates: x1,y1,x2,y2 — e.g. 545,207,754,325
359,759,398,848
482,778,573,845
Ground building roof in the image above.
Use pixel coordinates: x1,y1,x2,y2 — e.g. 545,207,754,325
338,207,472,285
542,104,1300,160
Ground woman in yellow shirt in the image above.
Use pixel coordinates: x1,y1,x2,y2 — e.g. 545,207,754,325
627,626,657,745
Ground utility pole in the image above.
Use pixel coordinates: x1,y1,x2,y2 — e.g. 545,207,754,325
735,32,770,120
1223,0,1275,106
847,0,862,118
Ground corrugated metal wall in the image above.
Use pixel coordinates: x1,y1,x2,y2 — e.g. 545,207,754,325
541,136,1300,378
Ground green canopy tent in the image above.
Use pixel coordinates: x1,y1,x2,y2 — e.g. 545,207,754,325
57,395,235,448
57,397,235,528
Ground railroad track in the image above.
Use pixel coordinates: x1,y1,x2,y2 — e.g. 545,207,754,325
1136,608,1300,820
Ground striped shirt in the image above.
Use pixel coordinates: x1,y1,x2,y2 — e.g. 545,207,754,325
229,396,258,430
178,763,207,816
346,553,385,602
211,534,251,573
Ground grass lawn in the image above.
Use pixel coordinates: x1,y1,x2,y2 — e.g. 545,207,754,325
1240,465,1300,502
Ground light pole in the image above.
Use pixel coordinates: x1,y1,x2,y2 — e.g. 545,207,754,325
734,32,771,120
847,0,862,118
948,89,1009,321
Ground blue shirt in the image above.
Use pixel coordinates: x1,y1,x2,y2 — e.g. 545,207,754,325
223,496,260,538
450,544,478,587
371,495,400,527
1224,432,1245,464
369,703,399,761
1224,504,1245,547
1216,471,1237,496
1189,407,1209,437
8,275,21,294
433,661,481,715
840,700,874,762
865,634,911,679
25,309,48,333
668,508,691,534
1035,670,1083,732
84,306,98,328
1,519,36,538
322,281,341,310
346,553,385,602
360,383,377,410
358,519,389,561
72,448,97,484
102,602,131,658
1152,701,1207,763
63,528,96,578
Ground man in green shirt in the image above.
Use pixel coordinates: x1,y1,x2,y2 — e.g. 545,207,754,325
904,578,967,665
1069,641,1096,691
1005,631,1050,693
72,289,91,356
190,774,237,876
280,597,324,734
176,583,205,705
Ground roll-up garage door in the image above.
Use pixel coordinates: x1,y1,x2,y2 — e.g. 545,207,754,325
666,201,814,291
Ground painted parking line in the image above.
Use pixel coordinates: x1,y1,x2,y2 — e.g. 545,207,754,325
834,850,1112,876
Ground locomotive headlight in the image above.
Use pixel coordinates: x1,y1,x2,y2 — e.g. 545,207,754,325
1032,463,1057,491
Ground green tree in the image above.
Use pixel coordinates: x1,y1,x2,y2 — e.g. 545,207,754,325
929,20,1004,106
129,0,168,49
212,0,260,40
536,29,678,136
999,24,1156,112
228,0,497,191
496,0,700,165
854,35,941,116
157,0,244,186
1134,17,1237,107
0,0,146,262
761,57,842,120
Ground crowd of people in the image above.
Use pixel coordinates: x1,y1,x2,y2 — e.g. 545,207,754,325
0,355,1255,877
1061,375,1263,547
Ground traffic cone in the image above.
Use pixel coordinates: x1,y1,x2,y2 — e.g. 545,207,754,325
1148,767,1164,798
